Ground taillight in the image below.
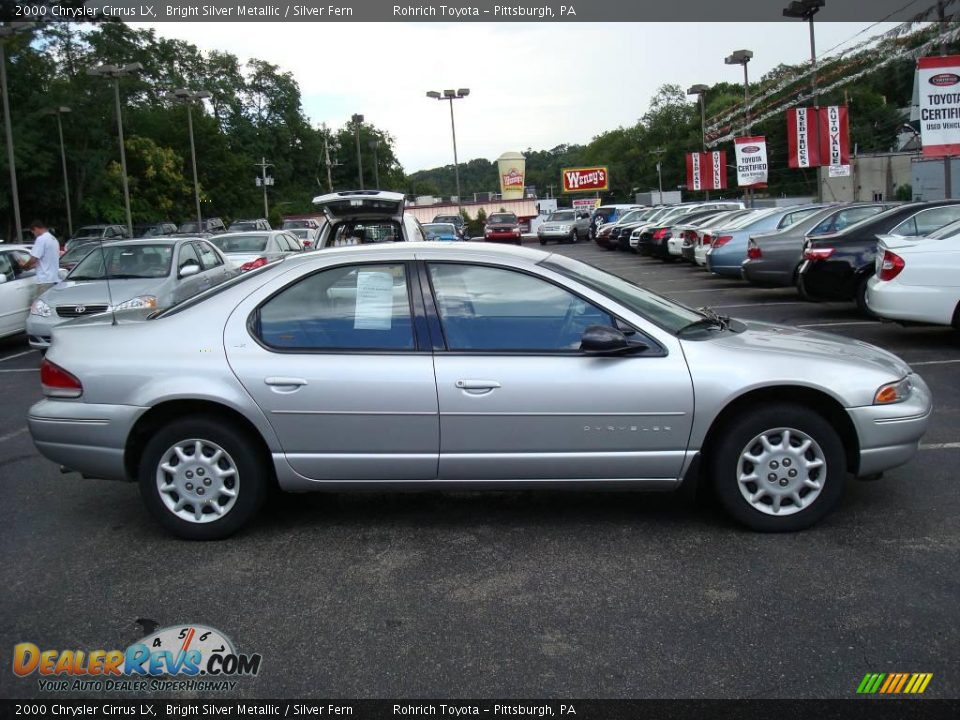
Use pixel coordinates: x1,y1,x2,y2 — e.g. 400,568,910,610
40,359,83,398
746,240,761,260
702,234,712,245
240,256,269,271
653,228,670,240
878,250,905,281
803,247,835,261
712,235,732,248
302,240,312,248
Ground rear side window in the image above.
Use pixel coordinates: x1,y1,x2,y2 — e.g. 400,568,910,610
256,264,415,351
892,206,960,237
196,241,223,269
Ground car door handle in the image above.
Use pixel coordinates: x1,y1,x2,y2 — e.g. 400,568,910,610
456,380,501,391
265,377,308,391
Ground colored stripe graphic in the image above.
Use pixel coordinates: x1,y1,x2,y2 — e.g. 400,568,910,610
857,673,932,694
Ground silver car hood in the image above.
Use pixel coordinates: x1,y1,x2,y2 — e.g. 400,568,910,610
714,320,911,377
43,278,163,305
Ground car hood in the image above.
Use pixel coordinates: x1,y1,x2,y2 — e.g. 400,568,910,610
711,320,911,377
43,278,166,305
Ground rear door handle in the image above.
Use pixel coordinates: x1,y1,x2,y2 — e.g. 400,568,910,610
456,380,501,390
265,376,308,389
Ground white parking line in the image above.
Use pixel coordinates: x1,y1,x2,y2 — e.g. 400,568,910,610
920,442,960,450
0,368,37,373
796,321,882,328
666,287,745,295
911,359,960,366
713,302,808,309
0,349,36,363
0,427,27,443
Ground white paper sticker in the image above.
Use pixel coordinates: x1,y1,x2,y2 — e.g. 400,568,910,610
353,271,394,330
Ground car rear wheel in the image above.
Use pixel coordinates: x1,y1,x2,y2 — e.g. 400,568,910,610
855,276,876,317
710,404,846,532
138,417,269,540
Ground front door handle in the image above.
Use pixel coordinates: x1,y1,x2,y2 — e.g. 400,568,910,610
265,376,308,390
456,380,501,390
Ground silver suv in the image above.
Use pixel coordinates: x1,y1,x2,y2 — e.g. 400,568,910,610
537,210,591,244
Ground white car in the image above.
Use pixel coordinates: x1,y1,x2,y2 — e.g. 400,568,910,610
313,190,427,248
0,244,36,339
866,222,960,328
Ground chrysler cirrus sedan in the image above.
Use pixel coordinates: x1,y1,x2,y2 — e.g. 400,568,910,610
28,243,931,540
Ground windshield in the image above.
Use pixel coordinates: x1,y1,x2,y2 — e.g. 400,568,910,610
434,216,460,224
209,234,270,253
548,212,576,221
73,227,103,239
133,224,163,237
617,210,645,224
230,222,259,231
488,214,518,224
69,244,173,280
541,253,703,334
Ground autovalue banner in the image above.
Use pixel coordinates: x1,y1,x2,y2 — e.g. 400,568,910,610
734,137,768,187
786,106,850,168
917,55,960,157
685,151,728,191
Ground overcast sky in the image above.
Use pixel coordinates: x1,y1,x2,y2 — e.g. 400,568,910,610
137,22,898,173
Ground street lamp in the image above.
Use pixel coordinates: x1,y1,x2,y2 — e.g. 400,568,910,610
167,88,211,234
43,106,73,237
87,62,144,237
783,0,824,102
724,50,753,136
426,88,469,210
368,139,380,189
0,21,35,242
351,113,364,189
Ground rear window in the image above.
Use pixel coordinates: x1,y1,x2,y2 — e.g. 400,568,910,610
433,216,461,224
209,234,270,253
488,214,518,224
329,221,402,247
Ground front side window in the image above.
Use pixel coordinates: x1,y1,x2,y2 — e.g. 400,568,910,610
428,263,615,352
256,263,414,351
178,243,202,271
196,241,223,269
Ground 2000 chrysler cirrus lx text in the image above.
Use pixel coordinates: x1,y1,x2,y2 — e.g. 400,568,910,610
28,244,932,539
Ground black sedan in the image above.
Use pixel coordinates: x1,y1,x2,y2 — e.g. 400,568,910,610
797,201,960,312
641,208,735,260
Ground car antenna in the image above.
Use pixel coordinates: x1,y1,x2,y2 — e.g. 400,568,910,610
97,238,118,326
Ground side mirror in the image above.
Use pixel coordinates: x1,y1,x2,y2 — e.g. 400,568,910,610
580,325,648,355
58,268,68,281
179,262,201,278
0,274,7,284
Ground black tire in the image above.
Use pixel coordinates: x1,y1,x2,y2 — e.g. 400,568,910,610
539,238,547,245
710,404,846,532
855,276,876,317
138,416,269,540
569,231,578,244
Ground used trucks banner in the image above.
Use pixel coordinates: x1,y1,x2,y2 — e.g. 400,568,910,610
786,106,850,168
917,55,960,157
686,151,728,191
562,166,609,192
734,136,768,187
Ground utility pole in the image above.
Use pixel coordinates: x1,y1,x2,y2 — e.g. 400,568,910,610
651,148,667,203
254,157,273,218
940,0,952,199
322,123,336,192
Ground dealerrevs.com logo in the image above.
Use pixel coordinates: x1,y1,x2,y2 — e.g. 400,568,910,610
929,72,960,86
13,624,262,693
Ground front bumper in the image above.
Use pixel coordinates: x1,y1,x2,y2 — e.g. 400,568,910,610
848,373,933,477
28,399,149,481
538,229,574,241
25,314,57,349
485,232,522,243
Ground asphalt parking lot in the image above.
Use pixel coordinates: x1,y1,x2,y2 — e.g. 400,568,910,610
0,241,957,700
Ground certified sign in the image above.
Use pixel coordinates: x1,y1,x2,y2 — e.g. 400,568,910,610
734,136,768,187
562,166,609,193
917,55,960,157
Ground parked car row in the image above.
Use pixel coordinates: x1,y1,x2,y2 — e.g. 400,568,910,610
611,199,960,331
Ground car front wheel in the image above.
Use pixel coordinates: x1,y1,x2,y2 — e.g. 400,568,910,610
138,417,269,540
711,404,845,532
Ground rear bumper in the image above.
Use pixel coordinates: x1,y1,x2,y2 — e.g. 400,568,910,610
28,399,148,481
741,259,793,286
847,373,933,476
866,276,956,326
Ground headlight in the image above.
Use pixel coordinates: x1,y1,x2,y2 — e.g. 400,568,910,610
30,299,52,318
874,377,912,404
111,295,158,312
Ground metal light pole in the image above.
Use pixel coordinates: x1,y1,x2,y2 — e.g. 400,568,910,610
88,63,143,237
351,113,364,189
426,88,469,211
785,1,825,200
725,49,754,206
368,139,380,188
44,106,73,237
254,158,273,218
687,84,710,199
0,22,34,241
939,0,952,198
167,89,211,232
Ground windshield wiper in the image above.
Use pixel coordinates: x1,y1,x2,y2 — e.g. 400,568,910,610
679,306,730,334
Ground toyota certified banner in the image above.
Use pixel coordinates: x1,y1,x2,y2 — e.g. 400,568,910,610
686,151,728,190
562,166,609,192
917,55,960,157
734,137,768,187
787,106,850,168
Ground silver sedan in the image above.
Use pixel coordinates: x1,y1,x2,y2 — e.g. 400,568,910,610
28,243,931,539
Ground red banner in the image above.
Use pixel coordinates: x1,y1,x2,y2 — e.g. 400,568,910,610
685,151,727,191
787,106,849,168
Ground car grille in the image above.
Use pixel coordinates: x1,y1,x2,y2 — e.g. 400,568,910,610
56,304,109,318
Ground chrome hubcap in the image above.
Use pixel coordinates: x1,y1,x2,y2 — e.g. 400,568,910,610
156,438,239,524
737,427,825,516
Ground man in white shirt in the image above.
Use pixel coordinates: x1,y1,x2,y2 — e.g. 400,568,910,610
21,220,61,300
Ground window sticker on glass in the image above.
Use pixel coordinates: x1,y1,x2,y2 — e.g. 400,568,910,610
354,271,394,330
